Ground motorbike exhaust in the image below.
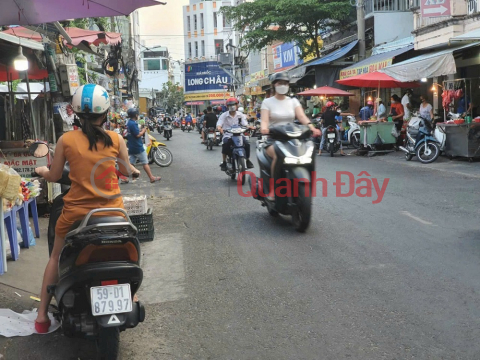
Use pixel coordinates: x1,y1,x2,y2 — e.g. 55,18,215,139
398,146,409,154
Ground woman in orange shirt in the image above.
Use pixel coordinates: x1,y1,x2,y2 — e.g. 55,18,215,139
33,84,133,333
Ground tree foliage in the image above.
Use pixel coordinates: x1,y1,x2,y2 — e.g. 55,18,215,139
222,0,355,59
156,82,184,114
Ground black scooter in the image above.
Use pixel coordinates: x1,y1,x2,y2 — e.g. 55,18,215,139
30,143,145,360
250,123,314,232
163,120,173,140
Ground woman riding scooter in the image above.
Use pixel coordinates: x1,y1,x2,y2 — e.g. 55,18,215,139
260,72,320,199
33,84,134,333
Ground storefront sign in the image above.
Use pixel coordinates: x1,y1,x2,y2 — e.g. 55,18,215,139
421,0,450,18
184,92,234,101
272,43,303,73
246,70,266,86
184,61,232,93
1,149,47,177
340,59,394,80
185,101,205,105
250,86,264,95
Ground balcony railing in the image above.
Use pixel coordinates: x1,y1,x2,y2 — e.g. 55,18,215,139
365,0,420,16
468,0,479,15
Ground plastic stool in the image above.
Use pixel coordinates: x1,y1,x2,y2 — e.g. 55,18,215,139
25,198,40,238
3,211,19,261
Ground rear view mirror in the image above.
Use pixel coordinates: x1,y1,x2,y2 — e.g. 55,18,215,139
29,142,49,158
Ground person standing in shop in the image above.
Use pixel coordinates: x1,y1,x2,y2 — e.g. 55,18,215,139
401,89,413,121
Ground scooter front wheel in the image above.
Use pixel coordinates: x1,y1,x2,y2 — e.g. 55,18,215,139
153,147,173,167
292,182,311,232
416,142,440,164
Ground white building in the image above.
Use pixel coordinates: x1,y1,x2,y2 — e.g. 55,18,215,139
139,46,170,91
183,0,240,62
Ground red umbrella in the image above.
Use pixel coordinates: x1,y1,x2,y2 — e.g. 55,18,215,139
297,86,354,97
336,71,420,88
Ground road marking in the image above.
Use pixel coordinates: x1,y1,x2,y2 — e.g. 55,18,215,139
400,211,434,225
137,233,187,305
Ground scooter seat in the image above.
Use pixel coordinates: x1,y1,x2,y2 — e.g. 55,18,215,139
69,216,127,232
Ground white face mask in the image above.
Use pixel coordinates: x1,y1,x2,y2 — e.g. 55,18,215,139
275,85,289,95
228,106,237,112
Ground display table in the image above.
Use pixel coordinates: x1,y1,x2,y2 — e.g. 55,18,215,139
436,123,480,159
359,121,397,147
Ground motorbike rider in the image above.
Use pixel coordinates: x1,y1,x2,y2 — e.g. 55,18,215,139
318,101,346,156
218,98,255,170
202,106,218,144
261,73,321,198
185,113,193,128
359,100,374,120
33,84,135,333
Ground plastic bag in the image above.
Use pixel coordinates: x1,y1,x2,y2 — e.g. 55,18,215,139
374,133,384,145
0,165,22,201
391,126,400,138
18,225,36,247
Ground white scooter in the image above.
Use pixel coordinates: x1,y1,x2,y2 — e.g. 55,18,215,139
338,115,360,148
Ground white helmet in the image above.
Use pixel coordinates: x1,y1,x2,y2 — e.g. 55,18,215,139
72,84,110,114
238,107,244,113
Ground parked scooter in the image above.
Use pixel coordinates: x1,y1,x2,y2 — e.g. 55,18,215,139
221,126,248,185
399,115,441,163
29,142,145,360
341,115,360,148
250,123,314,232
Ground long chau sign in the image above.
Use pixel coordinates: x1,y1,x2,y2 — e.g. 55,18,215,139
340,58,393,80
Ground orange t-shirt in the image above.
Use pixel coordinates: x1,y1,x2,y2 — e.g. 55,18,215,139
390,103,404,120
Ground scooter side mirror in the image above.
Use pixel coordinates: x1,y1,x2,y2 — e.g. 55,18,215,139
29,142,49,158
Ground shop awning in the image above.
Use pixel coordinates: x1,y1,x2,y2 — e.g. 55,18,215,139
340,45,413,80
0,31,44,51
2,26,122,46
305,40,358,67
451,28,480,42
381,42,480,82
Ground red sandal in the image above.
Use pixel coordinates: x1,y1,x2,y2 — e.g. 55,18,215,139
35,319,51,334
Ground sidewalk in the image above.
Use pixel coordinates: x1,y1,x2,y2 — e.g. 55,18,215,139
0,217,49,303
366,151,480,179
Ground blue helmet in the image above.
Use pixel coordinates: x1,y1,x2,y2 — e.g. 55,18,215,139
127,108,139,118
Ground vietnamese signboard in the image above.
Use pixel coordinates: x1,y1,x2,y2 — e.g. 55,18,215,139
1,149,47,177
272,43,303,73
184,92,234,101
421,0,451,18
340,58,394,80
184,61,232,93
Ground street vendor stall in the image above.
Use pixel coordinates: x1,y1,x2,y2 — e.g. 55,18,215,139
436,78,480,160
337,71,420,153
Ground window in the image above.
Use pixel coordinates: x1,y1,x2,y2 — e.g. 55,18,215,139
222,8,231,28
215,39,224,55
213,12,217,28
200,13,204,30
195,41,199,57
143,59,161,71
187,16,190,32
194,14,197,30
188,43,192,58
201,40,205,57
162,59,169,70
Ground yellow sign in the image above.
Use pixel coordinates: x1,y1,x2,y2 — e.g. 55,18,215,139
250,86,264,95
246,70,266,86
185,92,234,101
340,58,394,80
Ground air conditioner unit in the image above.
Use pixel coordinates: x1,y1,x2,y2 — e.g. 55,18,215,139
218,53,233,66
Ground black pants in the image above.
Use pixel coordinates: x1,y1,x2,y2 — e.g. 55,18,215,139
394,120,404,146
222,138,250,159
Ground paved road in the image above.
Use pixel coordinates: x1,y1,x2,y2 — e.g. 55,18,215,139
2,128,480,359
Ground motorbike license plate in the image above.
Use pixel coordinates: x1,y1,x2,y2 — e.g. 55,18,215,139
244,136,250,141
90,284,132,316
208,133,214,138
327,133,336,138
216,132,220,136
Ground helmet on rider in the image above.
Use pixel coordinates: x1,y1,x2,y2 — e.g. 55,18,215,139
325,101,335,108
127,107,139,118
226,97,239,112
270,72,291,84
367,100,374,106
72,84,110,115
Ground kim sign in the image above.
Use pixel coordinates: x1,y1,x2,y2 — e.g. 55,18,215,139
185,61,232,93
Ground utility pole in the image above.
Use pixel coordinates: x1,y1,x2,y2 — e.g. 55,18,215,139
357,0,366,61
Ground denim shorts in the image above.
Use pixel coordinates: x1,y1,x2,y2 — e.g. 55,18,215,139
129,151,149,166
